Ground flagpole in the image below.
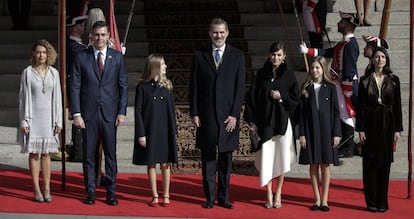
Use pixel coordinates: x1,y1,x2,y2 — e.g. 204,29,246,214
408,0,413,199
59,0,67,190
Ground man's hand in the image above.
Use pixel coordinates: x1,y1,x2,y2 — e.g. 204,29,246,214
224,116,237,132
116,114,126,127
192,116,201,127
73,115,85,129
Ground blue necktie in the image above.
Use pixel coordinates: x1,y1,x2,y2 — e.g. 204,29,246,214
214,49,220,63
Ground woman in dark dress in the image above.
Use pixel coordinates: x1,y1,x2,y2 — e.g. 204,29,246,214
356,47,402,213
298,56,341,212
133,54,178,207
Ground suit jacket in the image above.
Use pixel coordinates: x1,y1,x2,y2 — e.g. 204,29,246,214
190,44,245,152
70,47,128,122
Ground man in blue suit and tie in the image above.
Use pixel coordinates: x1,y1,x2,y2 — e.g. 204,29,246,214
70,21,128,206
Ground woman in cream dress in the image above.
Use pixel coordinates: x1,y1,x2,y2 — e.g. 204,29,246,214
245,42,300,208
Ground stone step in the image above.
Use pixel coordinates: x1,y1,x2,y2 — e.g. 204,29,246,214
330,0,410,13
143,0,239,12
0,57,147,74
0,41,148,60
144,12,241,25
244,24,409,42
0,14,145,30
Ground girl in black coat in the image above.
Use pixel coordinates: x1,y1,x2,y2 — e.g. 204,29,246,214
298,56,341,212
245,42,300,208
133,54,178,207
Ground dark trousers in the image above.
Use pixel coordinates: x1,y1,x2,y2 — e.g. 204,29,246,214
82,111,117,194
363,157,391,210
71,125,83,162
7,0,31,29
201,147,232,204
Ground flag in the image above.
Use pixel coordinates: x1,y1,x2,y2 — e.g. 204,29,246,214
108,0,122,52
79,0,89,16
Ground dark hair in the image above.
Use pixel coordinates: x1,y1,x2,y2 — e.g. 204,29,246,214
209,18,228,31
367,47,393,75
268,42,285,53
92,20,109,31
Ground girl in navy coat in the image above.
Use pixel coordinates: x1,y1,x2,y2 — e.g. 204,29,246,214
298,56,341,211
133,54,178,207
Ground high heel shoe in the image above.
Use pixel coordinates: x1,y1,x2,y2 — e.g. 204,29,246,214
264,202,273,209
43,190,52,203
161,196,170,207
34,190,44,203
273,194,282,208
148,197,159,207
273,203,282,208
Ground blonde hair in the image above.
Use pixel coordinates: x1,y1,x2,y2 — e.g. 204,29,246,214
301,56,333,97
86,8,106,34
142,54,173,91
30,39,57,66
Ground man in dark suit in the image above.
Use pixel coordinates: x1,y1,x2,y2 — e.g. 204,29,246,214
70,21,128,206
190,18,245,209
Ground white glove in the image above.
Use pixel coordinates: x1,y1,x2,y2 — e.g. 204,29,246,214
299,42,308,54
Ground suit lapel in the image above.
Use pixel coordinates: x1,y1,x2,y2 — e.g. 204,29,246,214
88,48,101,80
203,49,217,72
102,49,113,80
220,46,231,69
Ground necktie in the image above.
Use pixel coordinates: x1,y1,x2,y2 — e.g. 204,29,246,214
214,49,220,63
97,52,103,75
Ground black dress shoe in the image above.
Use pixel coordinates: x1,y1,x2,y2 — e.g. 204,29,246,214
377,207,388,213
106,193,118,206
218,202,234,209
84,192,96,205
202,202,214,209
320,205,330,212
310,204,320,211
367,206,377,212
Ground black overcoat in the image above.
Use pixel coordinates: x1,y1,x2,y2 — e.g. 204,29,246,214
244,61,300,152
356,73,403,162
133,80,178,165
298,81,341,165
190,45,246,152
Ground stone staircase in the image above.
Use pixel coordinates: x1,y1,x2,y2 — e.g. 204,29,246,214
0,0,411,177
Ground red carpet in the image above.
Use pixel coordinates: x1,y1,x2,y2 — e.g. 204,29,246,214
0,170,412,219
